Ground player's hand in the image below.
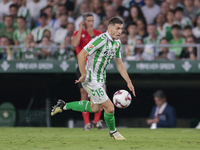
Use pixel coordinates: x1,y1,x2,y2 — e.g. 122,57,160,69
79,21,85,30
153,117,159,124
147,119,153,125
75,74,86,84
127,82,136,97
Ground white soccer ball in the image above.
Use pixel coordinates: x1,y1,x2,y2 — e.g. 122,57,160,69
113,90,132,108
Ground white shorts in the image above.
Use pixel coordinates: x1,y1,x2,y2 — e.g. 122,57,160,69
82,81,109,104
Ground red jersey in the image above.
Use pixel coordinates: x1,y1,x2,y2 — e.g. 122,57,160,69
72,29,102,59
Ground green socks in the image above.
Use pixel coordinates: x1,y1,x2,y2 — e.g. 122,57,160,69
64,101,116,131
104,112,116,131
64,100,92,113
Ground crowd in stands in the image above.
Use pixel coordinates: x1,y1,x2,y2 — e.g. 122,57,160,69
0,0,199,61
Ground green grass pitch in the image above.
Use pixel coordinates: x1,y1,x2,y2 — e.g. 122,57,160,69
0,128,200,150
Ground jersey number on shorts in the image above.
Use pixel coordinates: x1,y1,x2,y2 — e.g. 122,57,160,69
91,88,104,97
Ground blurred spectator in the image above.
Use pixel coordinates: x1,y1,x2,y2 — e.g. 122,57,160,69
141,0,160,25
0,15,16,39
183,25,193,38
163,10,175,41
192,14,200,39
54,15,68,44
72,13,102,60
27,0,47,24
104,5,117,20
14,0,31,29
180,36,197,60
74,2,100,30
129,0,145,7
55,35,75,60
0,36,10,60
144,24,161,45
160,1,169,16
97,23,107,33
156,13,167,38
67,23,75,36
53,4,74,31
13,17,30,45
194,0,200,11
119,32,128,59
63,0,74,16
43,29,52,40
112,0,129,19
91,0,106,21
183,0,198,24
31,13,53,43
17,33,37,60
136,19,148,38
166,0,183,10
174,7,192,29
0,0,13,16
146,90,176,128
102,18,109,28
37,36,56,60
127,23,141,56
133,39,144,61
36,5,56,29
9,4,18,28
156,38,176,60
169,24,185,58
126,5,146,26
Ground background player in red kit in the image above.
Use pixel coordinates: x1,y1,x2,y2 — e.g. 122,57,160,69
72,13,104,130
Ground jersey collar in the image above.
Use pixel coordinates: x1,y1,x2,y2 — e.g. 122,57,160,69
106,30,114,41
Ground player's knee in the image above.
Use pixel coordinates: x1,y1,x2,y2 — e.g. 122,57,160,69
108,108,115,114
91,107,101,113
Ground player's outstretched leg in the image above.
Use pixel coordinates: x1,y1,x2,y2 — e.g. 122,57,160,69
101,99,126,140
51,100,93,116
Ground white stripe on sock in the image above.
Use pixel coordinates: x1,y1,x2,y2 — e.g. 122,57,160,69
85,101,89,111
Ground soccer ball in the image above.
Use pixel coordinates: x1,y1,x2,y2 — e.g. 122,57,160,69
113,90,132,108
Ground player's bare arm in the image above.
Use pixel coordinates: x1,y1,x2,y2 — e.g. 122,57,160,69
75,49,89,83
114,58,136,97
71,21,85,47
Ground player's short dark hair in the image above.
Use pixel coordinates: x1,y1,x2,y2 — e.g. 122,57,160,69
40,13,48,19
153,90,166,99
9,4,18,9
108,17,124,26
184,25,192,30
83,13,93,20
175,7,184,13
17,16,26,21
171,24,181,30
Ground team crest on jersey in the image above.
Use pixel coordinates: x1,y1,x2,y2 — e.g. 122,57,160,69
88,44,94,49
82,34,85,38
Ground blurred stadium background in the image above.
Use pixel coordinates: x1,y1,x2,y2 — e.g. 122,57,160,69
0,0,200,129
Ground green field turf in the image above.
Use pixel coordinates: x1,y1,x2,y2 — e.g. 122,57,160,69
0,128,200,150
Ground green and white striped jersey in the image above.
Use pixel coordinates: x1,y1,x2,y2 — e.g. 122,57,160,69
31,25,53,42
17,6,32,29
13,29,30,44
84,31,121,83
173,17,192,29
